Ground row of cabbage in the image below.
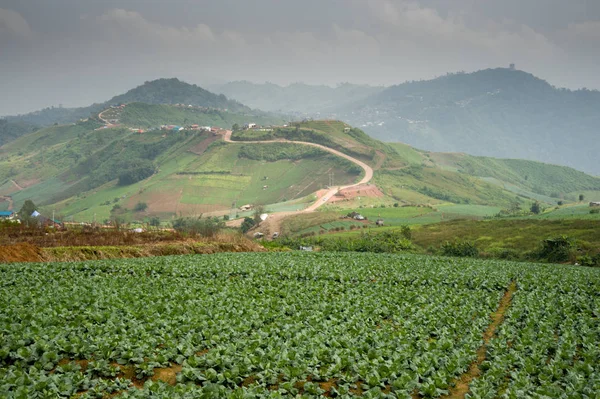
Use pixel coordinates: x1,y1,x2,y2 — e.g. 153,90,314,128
468,264,600,398
0,252,597,398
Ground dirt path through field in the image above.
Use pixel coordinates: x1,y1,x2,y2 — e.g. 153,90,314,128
11,179,23,191
441,280,518,399
221,130,373,214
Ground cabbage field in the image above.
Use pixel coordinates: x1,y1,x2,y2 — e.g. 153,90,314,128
1,252,598,398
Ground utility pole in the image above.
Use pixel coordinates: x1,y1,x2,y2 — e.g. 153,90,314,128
328,172,334,188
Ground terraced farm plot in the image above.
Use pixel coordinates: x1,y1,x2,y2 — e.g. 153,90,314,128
1,253,598,398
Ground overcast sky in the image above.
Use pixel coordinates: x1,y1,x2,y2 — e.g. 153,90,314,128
1,0,600,115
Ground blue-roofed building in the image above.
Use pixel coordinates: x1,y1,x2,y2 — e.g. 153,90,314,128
0,210,14,219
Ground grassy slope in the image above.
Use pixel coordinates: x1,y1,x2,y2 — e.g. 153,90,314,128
3,112,598,223
430,152,600,199
52,140,359,222
411,218,600,255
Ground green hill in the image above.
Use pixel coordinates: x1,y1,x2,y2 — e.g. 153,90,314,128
331,68,600,176
429,153,600,200
0,119,39,146
6,78,254,129
2,104,599,223
109,78,248,112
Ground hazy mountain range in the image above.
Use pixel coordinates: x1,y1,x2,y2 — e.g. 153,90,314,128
211,69,600,176
3,69,599,175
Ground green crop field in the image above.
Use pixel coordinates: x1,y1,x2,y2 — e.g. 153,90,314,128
1,253,598,398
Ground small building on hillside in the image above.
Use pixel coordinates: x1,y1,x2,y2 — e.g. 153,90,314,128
244,123,257,129
0,210,14,220
376,218,384,226
590,202,600,207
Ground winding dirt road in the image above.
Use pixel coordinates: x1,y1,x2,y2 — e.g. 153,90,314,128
221,130,374,234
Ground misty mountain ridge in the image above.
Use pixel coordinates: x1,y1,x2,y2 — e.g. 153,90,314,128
5,78,252,127
332,68,600,176
209,81,385,114
4,69,599,175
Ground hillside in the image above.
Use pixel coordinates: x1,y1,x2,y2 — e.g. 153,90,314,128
1,112,598,223
0,119,39,146
334,68,600,176
109,78,248,112
6,78,253,129
429,153,600,200
0,117,361,221
210,81,384,114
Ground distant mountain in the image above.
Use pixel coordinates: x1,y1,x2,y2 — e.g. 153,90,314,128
334,68,600,176
108,78,249,112
6,78,250,128
209,81,384,114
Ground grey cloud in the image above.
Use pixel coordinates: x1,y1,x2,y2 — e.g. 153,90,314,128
1,1,600,115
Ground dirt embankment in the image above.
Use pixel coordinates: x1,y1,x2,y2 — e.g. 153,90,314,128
0,236,265,263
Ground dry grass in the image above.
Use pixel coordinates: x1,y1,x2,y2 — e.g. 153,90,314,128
0,224,186,248
0,232,265,263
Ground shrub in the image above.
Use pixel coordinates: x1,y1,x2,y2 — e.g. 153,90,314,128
240,217,256,233
172,217,224,237
441,241,479,257
149,217,160,227
578,254,600,267
590,209,600,214
134,202,148,212
117,160,156,186
400,225,412,240
538,236,574,263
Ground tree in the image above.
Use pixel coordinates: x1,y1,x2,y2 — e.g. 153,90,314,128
134,202,148,212
579,194,585,201
18,200,37,224
232,123,240,132
253,205,266,224
240,217,256,233
149,217,160,227
530,201,541,214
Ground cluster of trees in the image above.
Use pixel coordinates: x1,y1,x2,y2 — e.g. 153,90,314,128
109,78,248,112
238,143,326,162
0,119,38,146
